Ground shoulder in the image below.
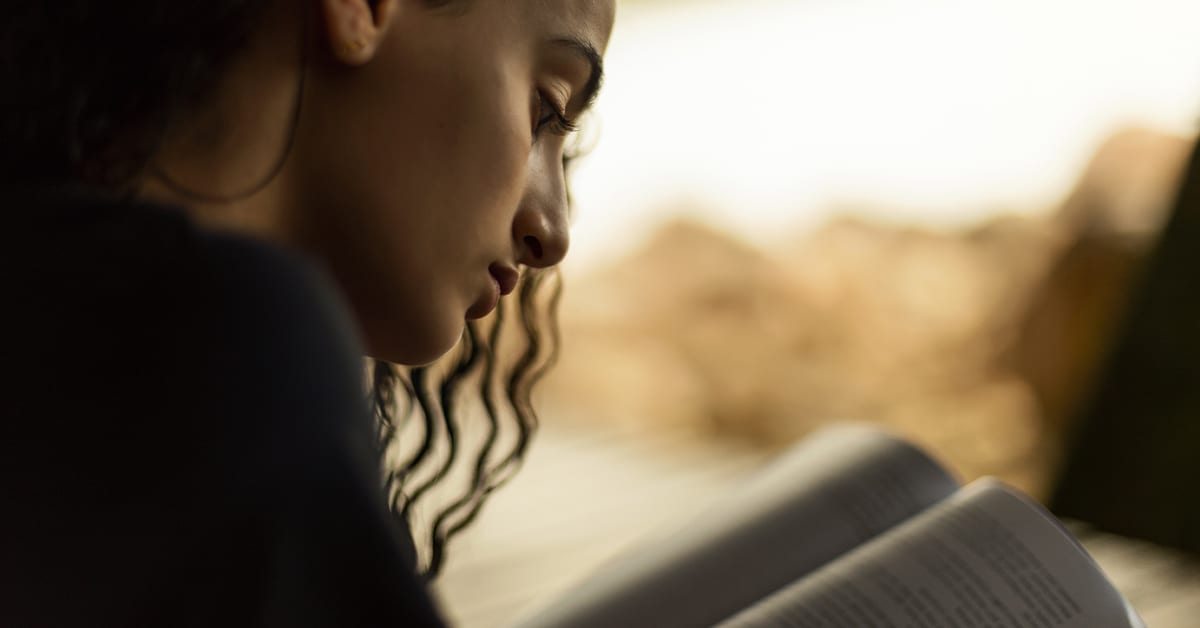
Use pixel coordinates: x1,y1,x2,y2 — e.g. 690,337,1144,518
0,188,445,626
1,189,386,459
191,220,369,429
2,186,375,496
5,185,367,419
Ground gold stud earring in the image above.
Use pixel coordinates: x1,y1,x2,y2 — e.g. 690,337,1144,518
342,31,368,56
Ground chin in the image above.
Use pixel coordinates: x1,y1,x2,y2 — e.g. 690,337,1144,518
368,322,466,367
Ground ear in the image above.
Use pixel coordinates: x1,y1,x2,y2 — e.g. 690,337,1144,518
319,0,401,66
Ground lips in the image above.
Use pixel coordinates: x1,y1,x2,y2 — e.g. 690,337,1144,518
488,264,520,296
466,264,520,320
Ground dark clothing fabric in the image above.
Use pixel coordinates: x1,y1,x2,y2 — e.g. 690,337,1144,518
0,187,446,627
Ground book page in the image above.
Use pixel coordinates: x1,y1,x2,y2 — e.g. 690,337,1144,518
719,479,1144,628
513,425,959,628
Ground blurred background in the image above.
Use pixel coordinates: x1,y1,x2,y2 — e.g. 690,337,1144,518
434,0,1200,624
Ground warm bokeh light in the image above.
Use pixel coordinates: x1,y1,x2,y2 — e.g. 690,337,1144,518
568,0,1200,269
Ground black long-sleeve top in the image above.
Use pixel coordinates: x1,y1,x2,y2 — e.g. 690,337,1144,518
0,186,447,627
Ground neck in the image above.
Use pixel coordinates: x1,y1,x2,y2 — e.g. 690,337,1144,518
137,2,305,248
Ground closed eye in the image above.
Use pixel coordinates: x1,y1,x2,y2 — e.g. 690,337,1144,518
534,91,579,139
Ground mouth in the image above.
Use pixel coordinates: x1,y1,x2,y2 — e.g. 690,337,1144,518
466,264,520,320
488,263,520,296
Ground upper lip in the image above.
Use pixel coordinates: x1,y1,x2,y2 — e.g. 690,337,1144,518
488,263,520,296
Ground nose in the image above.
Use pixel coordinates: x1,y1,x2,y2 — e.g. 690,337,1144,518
513,159,570,269
513,209,569,268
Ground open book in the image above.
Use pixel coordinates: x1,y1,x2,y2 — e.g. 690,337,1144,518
512,425,1144,628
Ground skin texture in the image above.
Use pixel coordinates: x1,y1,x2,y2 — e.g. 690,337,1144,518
141,0,616,365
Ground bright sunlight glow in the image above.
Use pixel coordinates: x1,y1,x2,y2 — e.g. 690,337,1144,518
566,0,1200,270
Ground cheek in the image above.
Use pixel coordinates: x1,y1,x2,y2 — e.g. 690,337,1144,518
457,76,534,224
383,62,530,239
289,43,534,361
324,68,527,246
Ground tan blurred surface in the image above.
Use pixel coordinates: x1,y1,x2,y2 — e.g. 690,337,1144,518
435,126,1200,625
544,126,1193,499
432,126,1200,626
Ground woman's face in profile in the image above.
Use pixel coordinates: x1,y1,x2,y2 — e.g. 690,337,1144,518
292,0,616,365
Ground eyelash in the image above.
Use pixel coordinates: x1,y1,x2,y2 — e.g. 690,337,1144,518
534,91,579,139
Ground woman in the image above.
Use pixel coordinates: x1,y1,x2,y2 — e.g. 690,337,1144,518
0,0,615,625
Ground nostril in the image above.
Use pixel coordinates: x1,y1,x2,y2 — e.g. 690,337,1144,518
524,235,543,260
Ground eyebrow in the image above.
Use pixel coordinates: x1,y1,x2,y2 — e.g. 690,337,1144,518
550,37,606,112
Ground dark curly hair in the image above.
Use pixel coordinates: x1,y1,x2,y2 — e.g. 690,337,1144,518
2,0,571,579
0,3,271,189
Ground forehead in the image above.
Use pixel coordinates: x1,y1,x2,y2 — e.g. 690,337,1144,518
519,0,617,52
